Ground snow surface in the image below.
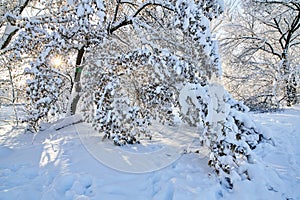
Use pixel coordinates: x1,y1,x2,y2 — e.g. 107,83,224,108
0,105,300,199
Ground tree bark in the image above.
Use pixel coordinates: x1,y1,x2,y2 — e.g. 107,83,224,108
70,46,85,115
282,52,297,106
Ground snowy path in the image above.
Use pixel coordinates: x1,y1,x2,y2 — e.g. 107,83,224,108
0,105,300,199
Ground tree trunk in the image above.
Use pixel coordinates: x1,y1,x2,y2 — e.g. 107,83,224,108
8,66,19,125
282,53,297,106
70,46,85,115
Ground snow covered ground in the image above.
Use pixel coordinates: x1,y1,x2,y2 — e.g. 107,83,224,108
0,105,299,199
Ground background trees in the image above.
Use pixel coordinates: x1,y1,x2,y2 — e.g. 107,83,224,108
220,0,300,111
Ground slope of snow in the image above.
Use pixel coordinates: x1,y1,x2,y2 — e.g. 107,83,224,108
0,105,299,199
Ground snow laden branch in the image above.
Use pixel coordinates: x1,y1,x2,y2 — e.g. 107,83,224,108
0,0,30,50
109,1,174,34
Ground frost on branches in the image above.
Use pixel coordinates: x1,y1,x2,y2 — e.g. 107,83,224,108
3,0,270,188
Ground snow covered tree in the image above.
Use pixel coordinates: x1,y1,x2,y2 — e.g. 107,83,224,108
2,0,270,188
219,0,300,110
0,0,32,124
79,0,268,187
1,0,107,128
78,0,224,145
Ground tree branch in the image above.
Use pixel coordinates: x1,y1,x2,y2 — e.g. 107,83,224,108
0,27,18,50
109,1,173,34
0,0,30,50
112,0,121,23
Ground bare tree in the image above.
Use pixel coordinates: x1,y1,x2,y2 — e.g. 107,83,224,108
220,0,300,110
